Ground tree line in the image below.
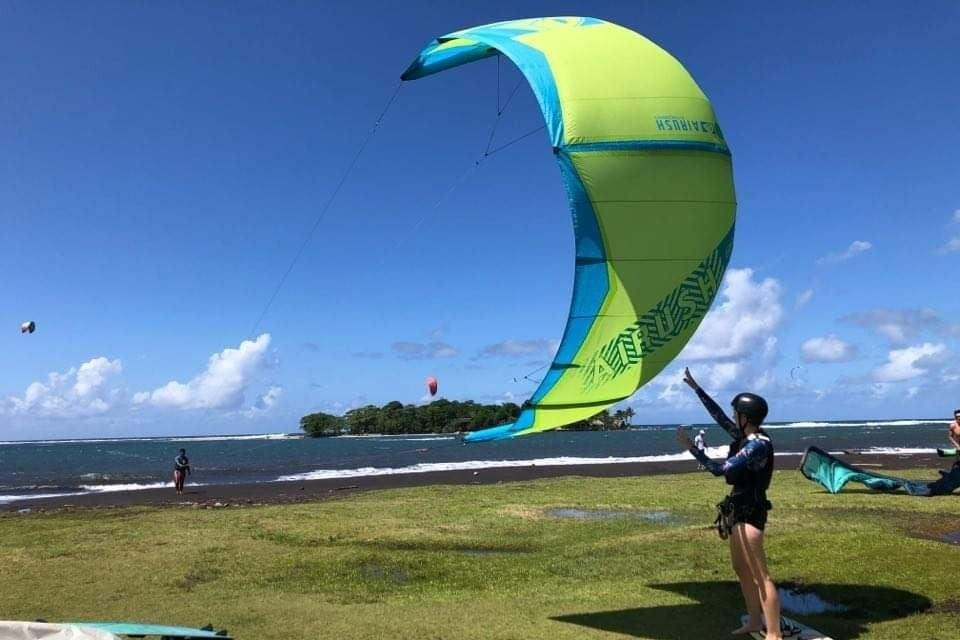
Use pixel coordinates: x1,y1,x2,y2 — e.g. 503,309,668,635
299,400,635,437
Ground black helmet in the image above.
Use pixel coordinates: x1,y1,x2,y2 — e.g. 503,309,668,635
731,393,768,426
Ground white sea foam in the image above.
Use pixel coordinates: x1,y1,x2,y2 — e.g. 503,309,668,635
857,447,938,455
273,448,809,482
772,420,947,429
167,433,300,443
0,492,82,505
0,482,205,505
339,435,457,442
79,481,176,493
0,433,300,446
338,434,458,439
0,438,134,446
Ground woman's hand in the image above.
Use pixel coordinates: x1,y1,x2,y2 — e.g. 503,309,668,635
682,367,699,390
676,426,694,450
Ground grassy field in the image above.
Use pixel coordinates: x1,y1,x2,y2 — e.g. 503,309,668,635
1,469,958,639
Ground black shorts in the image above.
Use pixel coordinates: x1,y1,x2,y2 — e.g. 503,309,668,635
731,498,771,531
733,506,767,530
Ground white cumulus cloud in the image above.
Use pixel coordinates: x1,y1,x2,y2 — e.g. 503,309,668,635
817,240,872,264
134,334,272,410
872,342,948,383
682,268,784,360
628,268,785,412
843,308,943,346
801,335,858,363
3,357,123,419
241,385,283,418
635,362,746,411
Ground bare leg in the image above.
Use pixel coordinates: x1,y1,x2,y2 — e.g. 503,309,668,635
728,526,764,634
734,522,781,640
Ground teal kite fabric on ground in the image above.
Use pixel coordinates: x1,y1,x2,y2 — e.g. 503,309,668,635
800,446,960,497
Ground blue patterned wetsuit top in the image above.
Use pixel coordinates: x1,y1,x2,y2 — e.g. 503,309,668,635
688,388,774,501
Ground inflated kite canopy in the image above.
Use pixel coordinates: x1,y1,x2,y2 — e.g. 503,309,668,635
403,17,736,441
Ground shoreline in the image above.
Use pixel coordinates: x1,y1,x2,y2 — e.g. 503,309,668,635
2,451,951,512
0,419,951,446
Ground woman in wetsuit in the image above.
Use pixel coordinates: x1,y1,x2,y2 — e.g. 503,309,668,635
173,448,191,496
677,368,784,640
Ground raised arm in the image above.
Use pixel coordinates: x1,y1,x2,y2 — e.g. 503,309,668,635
694,388,740,439
683,368,740,440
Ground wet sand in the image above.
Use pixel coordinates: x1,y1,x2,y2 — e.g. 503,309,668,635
2,451,952,512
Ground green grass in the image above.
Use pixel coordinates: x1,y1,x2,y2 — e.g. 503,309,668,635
1,470,958,639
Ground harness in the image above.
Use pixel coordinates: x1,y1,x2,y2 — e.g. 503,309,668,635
713,495,774,539
714,496,737,540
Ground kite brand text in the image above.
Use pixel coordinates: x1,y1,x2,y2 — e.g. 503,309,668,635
654,116,724,139
580,230,734,392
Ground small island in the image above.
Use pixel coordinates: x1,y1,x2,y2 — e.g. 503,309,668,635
300,400,635,437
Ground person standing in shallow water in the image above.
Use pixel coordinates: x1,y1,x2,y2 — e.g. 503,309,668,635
676,368,786,640
173,448,191,496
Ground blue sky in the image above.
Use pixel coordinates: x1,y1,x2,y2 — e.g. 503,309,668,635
1,2,958,439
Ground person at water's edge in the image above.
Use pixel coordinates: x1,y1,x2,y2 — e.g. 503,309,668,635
694,429,706,470
174,449,191,496
950,410,960,467
677,368,785,640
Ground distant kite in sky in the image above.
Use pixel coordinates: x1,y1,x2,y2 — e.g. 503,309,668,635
426,376,438,397
20,321,35,334
403,17,735,441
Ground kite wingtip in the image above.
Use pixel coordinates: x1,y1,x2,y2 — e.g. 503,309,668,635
463,422,517,443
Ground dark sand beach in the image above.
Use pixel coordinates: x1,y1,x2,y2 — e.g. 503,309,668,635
3,451,952,512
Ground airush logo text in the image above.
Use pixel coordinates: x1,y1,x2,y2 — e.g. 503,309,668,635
655,115,725,140
580,229,734,393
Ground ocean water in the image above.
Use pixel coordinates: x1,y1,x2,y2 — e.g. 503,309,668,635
0,420,952,504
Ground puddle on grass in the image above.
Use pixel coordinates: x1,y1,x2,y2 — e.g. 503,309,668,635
779,587,849,614
545,508,674,523
940,530,960,545
360,565,410,584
